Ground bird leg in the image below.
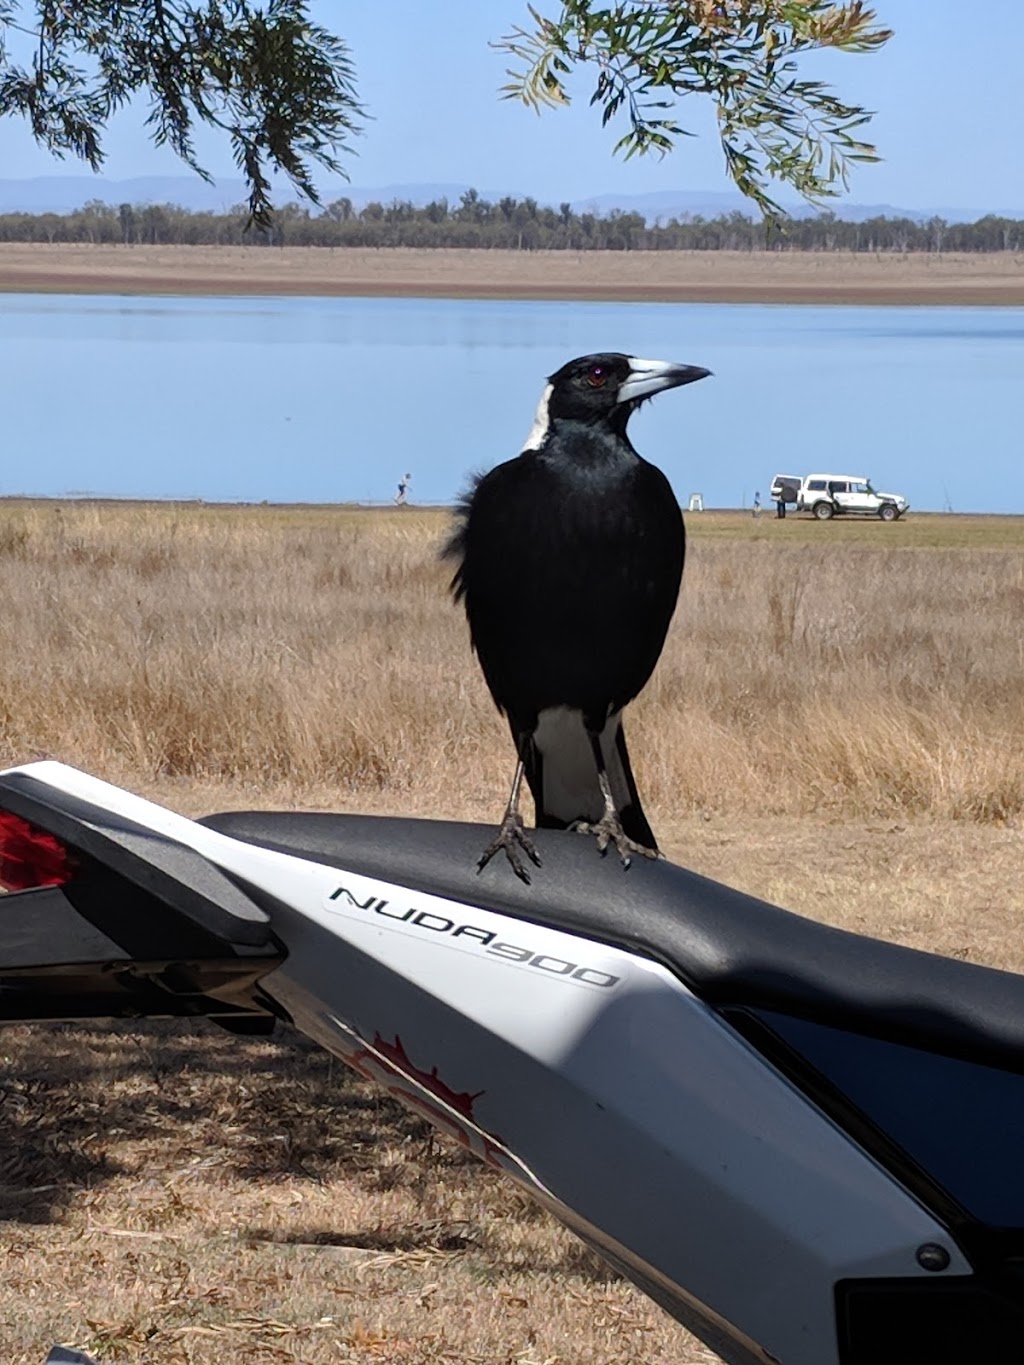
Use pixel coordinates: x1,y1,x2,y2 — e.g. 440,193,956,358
477,758,542,884
574,733,659,869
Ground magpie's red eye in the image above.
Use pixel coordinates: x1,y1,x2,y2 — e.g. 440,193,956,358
586,365,607,388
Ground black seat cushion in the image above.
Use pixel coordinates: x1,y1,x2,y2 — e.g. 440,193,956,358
200,811,1024,1071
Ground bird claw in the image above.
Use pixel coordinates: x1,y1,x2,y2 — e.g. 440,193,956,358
574,813,658,869
477,810,542,884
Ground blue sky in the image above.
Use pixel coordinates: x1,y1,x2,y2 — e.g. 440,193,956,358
0,0,1021,212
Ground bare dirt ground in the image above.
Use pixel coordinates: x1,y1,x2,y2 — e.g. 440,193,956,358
1,503,1022,1362
0,242,1022,303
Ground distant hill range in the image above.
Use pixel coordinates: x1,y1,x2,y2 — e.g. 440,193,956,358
0,175,1020,224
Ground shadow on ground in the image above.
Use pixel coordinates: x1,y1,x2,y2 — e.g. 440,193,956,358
0,1020,432,1216
0,1018,621,1283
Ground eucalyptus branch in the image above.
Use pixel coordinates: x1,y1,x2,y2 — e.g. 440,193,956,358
0,0,364,225
498,1,892,217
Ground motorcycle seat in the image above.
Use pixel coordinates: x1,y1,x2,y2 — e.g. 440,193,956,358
201,811,1024,1072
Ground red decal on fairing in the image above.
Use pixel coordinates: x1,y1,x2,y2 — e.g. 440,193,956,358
372,1033,484,1119
325,1024,531,1181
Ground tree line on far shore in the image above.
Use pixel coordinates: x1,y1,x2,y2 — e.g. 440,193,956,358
1,191,1021,252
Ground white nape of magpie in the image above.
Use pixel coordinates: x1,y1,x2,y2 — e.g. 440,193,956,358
446,351,711,883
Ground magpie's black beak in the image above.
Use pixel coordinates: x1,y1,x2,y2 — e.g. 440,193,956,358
618,358,712,404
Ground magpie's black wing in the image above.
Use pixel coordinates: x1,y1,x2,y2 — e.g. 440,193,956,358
447,451,684,728
445,454,566,728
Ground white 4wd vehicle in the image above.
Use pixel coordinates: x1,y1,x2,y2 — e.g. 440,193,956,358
798,474,909,522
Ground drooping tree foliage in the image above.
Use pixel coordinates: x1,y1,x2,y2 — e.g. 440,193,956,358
0,0,363,222
0,2,891,221
500,2,892,216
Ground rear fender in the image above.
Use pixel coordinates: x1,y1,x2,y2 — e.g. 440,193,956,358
0,766,282,1026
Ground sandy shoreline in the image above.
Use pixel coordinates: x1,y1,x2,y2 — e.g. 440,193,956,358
0,243,1022,304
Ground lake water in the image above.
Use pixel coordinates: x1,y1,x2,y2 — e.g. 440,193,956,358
2,293,1022,513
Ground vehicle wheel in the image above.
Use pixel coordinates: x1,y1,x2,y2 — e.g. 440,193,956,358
813,501,834,521
878,503,898,522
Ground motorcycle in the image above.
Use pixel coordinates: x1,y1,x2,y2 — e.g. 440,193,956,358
1,758,1022,1365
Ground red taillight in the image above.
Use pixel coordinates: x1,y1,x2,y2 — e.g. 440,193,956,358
0,811,76,892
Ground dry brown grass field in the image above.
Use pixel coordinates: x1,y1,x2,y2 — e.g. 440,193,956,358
1,499,1023,1364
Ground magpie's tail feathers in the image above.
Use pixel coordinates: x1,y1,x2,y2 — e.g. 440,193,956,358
516,713,658,853
612,721,658,852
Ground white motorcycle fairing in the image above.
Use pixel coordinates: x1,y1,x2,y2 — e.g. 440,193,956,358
1,760,1023,1365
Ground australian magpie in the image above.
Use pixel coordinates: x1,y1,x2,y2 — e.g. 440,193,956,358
446,352,711,882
